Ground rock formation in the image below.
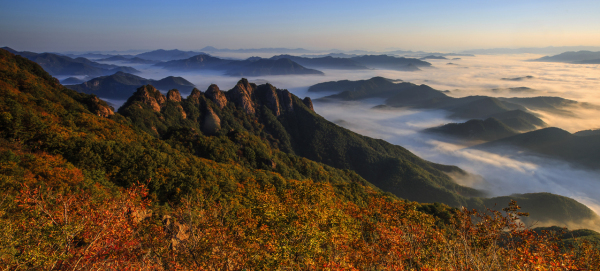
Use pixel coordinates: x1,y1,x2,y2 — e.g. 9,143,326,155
88,96,115,117
167,89,182,102
229,79,255,115
126,85,167,112
205,84,227,109
278,89,294,112
303,97,314,111
257,83,281,116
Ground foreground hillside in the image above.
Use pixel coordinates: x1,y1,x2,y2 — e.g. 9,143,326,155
0,49,599,269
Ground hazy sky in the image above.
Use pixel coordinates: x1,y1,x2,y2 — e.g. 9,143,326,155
1,0,599,52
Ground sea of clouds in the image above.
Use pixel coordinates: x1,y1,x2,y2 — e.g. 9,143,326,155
94,54,600,226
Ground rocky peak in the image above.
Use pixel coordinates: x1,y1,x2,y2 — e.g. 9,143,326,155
303,97,314,111
234,78,254,97
277,89,294,112
167,89,182,102
229,79,256,115
256,83,281,116
127,85,167,112
205,84,227,109
187,88,203,104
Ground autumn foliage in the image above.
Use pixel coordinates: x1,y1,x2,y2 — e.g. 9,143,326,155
0,48,599,270
1,179,599,270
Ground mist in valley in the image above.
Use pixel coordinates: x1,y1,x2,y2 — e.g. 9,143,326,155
79,53,600,225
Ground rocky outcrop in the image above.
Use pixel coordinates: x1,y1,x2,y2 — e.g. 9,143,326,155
178,105,187,119
303,97,314,111
187,88,203,104
125,85,167,112
229,79,255,115
129,208,152,224
88,96,115,117
202,106,221,135
205,84,227,109
163,215,190,250
278,89,294,112
256,84,281,116
167,89,182,102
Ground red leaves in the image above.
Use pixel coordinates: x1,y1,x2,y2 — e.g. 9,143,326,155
3,183,160,270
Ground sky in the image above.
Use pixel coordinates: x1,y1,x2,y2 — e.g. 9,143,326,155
1,0,600,53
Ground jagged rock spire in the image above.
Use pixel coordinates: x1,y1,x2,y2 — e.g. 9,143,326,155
205,84,227,109
125,85,167,112
229,79,255,115
277,89,294,112
303,97,314,111
256,83,281,116
167,89,182,102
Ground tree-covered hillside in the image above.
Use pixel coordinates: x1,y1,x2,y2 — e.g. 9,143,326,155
1,48,598,269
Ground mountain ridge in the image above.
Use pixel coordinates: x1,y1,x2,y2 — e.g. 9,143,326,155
65,71,195,100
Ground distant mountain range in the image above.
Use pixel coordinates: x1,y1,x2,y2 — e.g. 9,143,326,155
530,51,600,64
199,46,314,54
461,46,600,55
420,55,448,60
310,76,600,170
60,77,87,85
155,54,324,76
224,58,324,76
349,55,430,71
134,49,204,61
2,47,139,77
311,77,554,130
490,87,538,94
271,54,431,71
424,118,520,142
65,71,195,100
269,55,368,70
473,127,600,170
155,53,430,75
97,55,160,64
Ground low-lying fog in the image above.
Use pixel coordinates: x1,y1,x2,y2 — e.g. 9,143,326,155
94,54,600,222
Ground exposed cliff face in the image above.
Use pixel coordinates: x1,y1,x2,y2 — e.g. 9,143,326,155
205,84,227,109
228,79,256,115
124,85,167,112
303,97,314,111
167,89,182,102
256,84,281,116
278,89,294,112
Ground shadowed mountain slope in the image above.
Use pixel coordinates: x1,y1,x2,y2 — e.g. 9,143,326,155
270,54,369,70
531,50,600,63
424,118,520,142
135,49,204,61
4,48,139,77
225,58,324,76
65,72,195,100
155,54,325,76
473,127,600,169
312,77,547,131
